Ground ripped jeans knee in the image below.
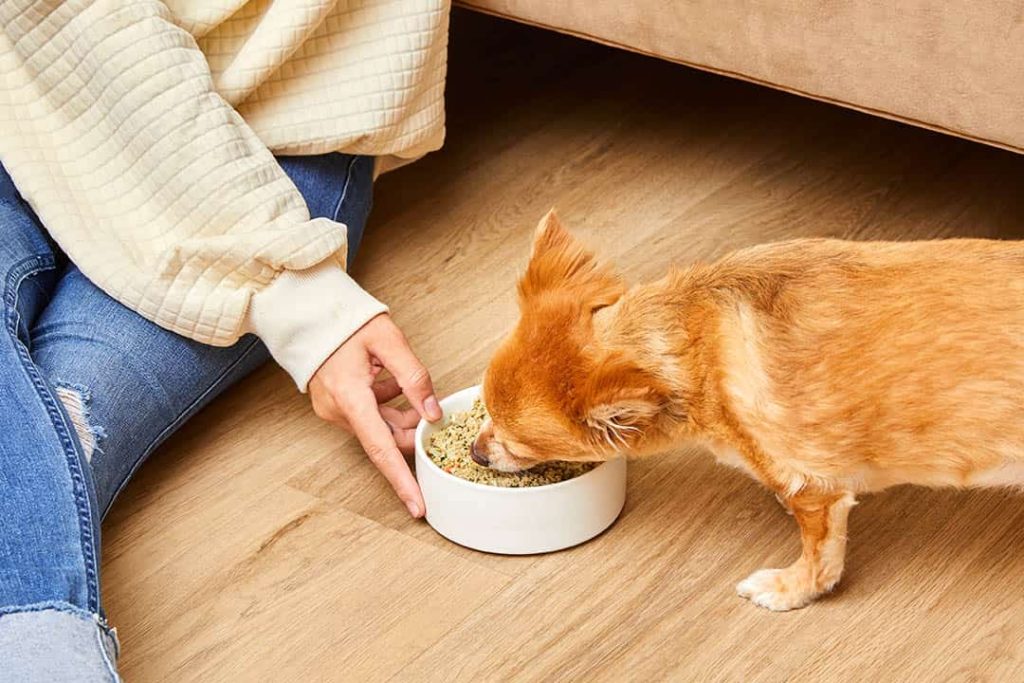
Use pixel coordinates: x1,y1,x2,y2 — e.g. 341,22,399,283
54,382,107,463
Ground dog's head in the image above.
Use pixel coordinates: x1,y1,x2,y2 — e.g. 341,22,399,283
474,210,672,472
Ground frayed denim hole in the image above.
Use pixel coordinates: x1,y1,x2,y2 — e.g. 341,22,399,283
53,382,106,463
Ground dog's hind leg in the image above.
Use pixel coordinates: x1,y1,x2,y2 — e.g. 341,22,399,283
736,490,856,611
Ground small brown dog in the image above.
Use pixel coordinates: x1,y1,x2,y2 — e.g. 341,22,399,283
473,209,1024,610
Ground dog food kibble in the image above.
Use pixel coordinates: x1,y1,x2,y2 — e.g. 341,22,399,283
427,399,596,487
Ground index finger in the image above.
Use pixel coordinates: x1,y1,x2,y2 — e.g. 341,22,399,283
368,322,442,423
346,389,425,518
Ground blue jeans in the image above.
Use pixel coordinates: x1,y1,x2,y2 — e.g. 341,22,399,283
0,153,373,681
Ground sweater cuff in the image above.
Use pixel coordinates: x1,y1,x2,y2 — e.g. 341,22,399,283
245,261,389,392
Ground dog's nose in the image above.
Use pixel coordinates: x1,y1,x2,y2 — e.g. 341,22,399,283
470,439,490,467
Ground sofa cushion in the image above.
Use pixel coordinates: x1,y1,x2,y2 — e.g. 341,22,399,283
460,0,1024,154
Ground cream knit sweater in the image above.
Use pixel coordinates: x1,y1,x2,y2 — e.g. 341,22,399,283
0,0,448,389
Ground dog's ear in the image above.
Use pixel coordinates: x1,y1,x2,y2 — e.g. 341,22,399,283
518,209,624,311
529,208,572,260
574,355,669,451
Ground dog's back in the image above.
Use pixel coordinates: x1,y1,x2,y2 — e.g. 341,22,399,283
713,238,1024,492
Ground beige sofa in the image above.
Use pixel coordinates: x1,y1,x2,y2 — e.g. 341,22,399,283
459,0,1024,155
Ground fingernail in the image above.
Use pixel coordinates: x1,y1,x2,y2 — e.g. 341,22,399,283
424,395,442,421
406,500,421,517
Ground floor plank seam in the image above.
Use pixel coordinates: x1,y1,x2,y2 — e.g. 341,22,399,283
283,481,522,578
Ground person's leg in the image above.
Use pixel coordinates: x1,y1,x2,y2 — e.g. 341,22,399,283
0,166,119,680
276,152,374,266
1,153,374,677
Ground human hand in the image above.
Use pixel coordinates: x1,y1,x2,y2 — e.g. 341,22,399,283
308,314,442,517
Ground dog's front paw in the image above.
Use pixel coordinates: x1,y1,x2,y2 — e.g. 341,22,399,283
736,567,822,611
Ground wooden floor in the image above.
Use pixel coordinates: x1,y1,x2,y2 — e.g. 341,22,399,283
103,10,1024,682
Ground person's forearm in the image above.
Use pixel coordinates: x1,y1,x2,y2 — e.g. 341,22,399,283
0,0,383,388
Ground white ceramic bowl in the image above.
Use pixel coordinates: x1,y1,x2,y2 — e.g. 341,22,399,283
415,385,627,554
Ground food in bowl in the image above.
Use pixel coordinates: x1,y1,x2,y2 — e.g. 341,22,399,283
427,398,595,487
416,385,628,554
